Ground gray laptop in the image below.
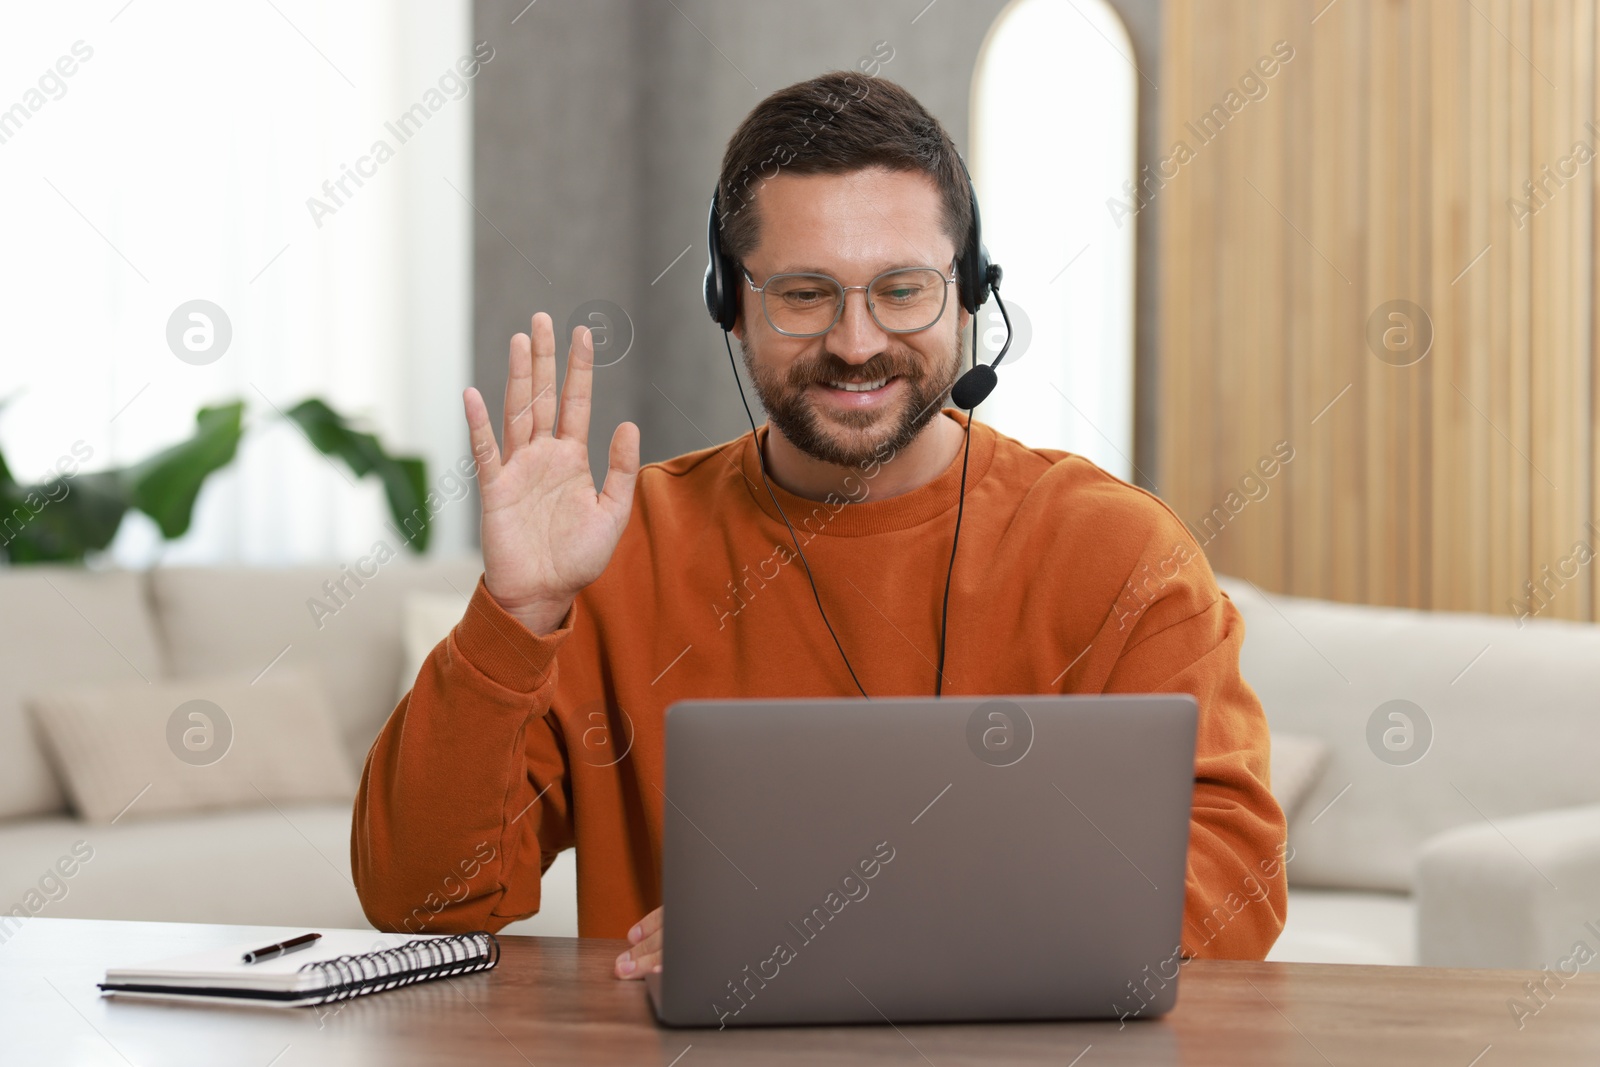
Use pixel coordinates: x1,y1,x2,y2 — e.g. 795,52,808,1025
645,694,1198,1028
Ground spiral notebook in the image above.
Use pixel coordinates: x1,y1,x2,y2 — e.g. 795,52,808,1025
98,929,500,1007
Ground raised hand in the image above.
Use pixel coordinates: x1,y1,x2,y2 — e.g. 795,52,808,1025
464,312,641,635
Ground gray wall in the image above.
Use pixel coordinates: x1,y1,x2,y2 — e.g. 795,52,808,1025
472,0,1162,492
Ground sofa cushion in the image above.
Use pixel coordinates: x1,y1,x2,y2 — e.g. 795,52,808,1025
0,806,368,931
147,557,482,766
0,807,578,937
27,668,355,823
1416,803,1600,969
1219,575,1600,893
0,566,164,821
1269,732,1329,821
396,590,469,705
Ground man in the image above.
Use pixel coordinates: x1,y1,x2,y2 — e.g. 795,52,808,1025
352,72,1287,980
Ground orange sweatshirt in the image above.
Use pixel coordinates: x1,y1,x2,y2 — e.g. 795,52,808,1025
352,409,1287,960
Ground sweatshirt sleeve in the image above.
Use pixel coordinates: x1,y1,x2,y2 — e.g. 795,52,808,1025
351,575,576,935
1098,539,1288,961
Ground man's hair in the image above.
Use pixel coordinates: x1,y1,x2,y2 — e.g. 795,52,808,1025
715,71,973,272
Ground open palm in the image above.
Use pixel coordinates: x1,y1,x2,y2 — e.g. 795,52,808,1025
464,313,640,635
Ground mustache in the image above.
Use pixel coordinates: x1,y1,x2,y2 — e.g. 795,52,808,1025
787,354,921,387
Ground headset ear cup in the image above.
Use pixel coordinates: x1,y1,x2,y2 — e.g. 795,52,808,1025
703,257,721,325
958,161,991,314
971,241,992,312
704,193,724,327
704,191,740,331
959,240,980,314
720,253,740,330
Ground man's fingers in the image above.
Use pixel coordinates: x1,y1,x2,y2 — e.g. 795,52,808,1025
555,325,594,445
614,937,661,978
528,312,558,438
614,957,657,978
629,907,663,943
615,950,660,978
502,330,534,456
599,421,640,522
463,387,502,483
614,906,662,979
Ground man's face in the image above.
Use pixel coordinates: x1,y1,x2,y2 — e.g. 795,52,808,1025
732,166,968,468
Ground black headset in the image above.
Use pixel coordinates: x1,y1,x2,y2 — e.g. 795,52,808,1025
702,153,1013,698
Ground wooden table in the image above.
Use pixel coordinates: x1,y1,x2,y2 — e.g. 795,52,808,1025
3,918,1597,1065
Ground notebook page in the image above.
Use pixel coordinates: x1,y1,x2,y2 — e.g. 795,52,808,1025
104,929,459,993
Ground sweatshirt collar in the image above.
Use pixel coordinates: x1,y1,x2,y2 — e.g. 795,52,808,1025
736,408,997,537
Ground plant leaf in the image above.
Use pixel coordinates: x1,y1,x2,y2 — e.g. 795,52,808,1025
0,471,129,563
0,395,429,562
378,455,430,552
284,399,430,552
122,402,245,539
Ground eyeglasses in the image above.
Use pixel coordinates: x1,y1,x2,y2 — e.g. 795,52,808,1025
742,258,959,338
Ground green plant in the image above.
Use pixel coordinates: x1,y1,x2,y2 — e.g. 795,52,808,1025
0,397,429,563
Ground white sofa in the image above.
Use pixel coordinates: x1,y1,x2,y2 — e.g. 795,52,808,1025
2,561,1595,970
1219,575,1600,968
0,560,577,942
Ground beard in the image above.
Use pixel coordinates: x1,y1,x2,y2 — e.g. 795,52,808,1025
739,317,966,468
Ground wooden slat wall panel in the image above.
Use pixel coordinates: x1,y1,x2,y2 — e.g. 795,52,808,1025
1572,0,1595,622
1251,0,1285,591
1288,0,1322,599
1530,0,1563,616
1159,0,1600,621
1593,3,1600,621
1365,0,1400,608
1478,0,1504,607
1462,0,1490,612
1222,2,1253,579
1509,0,1534,618
1336,0,1371,604
1433,0,1465,614
1407,0,1431,611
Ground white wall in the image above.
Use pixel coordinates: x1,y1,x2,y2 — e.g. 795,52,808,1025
0,0,474,565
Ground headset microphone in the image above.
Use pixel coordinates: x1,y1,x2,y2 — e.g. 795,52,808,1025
950,262,1010,409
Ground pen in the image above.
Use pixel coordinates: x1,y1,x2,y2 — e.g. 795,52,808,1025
242,932,322,964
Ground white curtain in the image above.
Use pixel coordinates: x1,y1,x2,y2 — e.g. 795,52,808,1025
969,0,1138,482
0,0,474,565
